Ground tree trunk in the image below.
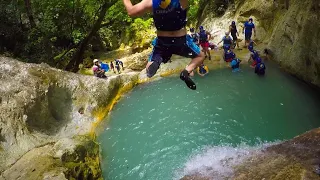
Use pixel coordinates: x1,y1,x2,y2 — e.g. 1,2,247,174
65,2,112,72
24,0,36,28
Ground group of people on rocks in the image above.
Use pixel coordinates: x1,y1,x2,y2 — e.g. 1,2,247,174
120,0,267,90
92,59,124,78
188,17,266,75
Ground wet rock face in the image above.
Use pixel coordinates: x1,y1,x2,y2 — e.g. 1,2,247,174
0,56,139,179
181,128,320,180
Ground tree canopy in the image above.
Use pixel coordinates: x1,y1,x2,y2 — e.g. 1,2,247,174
0,0,202,72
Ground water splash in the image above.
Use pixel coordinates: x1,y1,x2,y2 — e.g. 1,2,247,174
174,142,278,180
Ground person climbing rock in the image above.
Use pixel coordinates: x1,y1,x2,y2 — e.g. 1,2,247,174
217,31,233,52
199,26,212,60
224,45,236,62
110,61,115,73
190,28,199,46
229,21,240,49
243,17,256,47
231,58,241,72
92,59,107,78
197,63,209,76
123,0,205,90
255,61,266,75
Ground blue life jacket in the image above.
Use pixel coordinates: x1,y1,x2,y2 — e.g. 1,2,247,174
255,62,266,75
225,50,235,60
152,0,187,31
231,58,240,69
251,51,260,61
223,36,232,45
199,65,207,74
199,30,208,42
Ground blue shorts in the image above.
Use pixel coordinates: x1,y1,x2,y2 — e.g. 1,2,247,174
148,35,201,63
245,32,252,40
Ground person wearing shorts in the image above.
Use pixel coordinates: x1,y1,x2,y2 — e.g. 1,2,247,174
123,0,205,90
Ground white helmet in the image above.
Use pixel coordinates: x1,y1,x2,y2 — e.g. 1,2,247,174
93,59,99,63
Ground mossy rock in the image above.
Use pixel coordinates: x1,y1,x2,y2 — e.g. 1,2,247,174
62,136,102,180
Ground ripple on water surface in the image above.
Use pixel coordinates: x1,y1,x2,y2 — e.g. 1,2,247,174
99,63,320,180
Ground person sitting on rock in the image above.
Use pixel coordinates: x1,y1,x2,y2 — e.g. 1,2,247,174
243,17,256,47
217,31,233,52
255,61,266,75
231,58,241,72
224,45,236,62
92,59,107,78
123,0,205,90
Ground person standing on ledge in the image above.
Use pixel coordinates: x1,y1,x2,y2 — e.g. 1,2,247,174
229,21,240,50
243,17,256,47
198,26,212,60
122,0,205,90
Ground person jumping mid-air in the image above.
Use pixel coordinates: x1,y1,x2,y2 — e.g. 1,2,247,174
243,17,256,47
199,26,212,60
123,0,205,90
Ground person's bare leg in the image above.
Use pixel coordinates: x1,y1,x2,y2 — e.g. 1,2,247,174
185,52,205,73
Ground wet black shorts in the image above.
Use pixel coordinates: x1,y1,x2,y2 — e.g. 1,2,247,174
149,35,201,63
231,34,237,41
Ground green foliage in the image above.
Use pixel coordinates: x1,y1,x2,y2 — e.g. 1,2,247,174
0,0,203,69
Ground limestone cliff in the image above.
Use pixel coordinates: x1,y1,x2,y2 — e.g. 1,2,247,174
200,0,320,87
0,56,139,179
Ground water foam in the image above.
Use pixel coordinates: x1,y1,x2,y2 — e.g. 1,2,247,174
174,142,278,180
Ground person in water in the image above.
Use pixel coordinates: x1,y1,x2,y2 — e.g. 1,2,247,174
218,31,233,52
92,59,107,78
231,58,241,72
255,62,266,75
248,39,257,52
224,45,236,62
249,49,261,68
243,17,256,47
123,0,205,90
199,26,212,60
229,21,240,49
197,63,209,76
190,28,199,46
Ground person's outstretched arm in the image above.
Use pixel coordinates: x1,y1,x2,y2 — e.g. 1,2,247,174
123,0,152,17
